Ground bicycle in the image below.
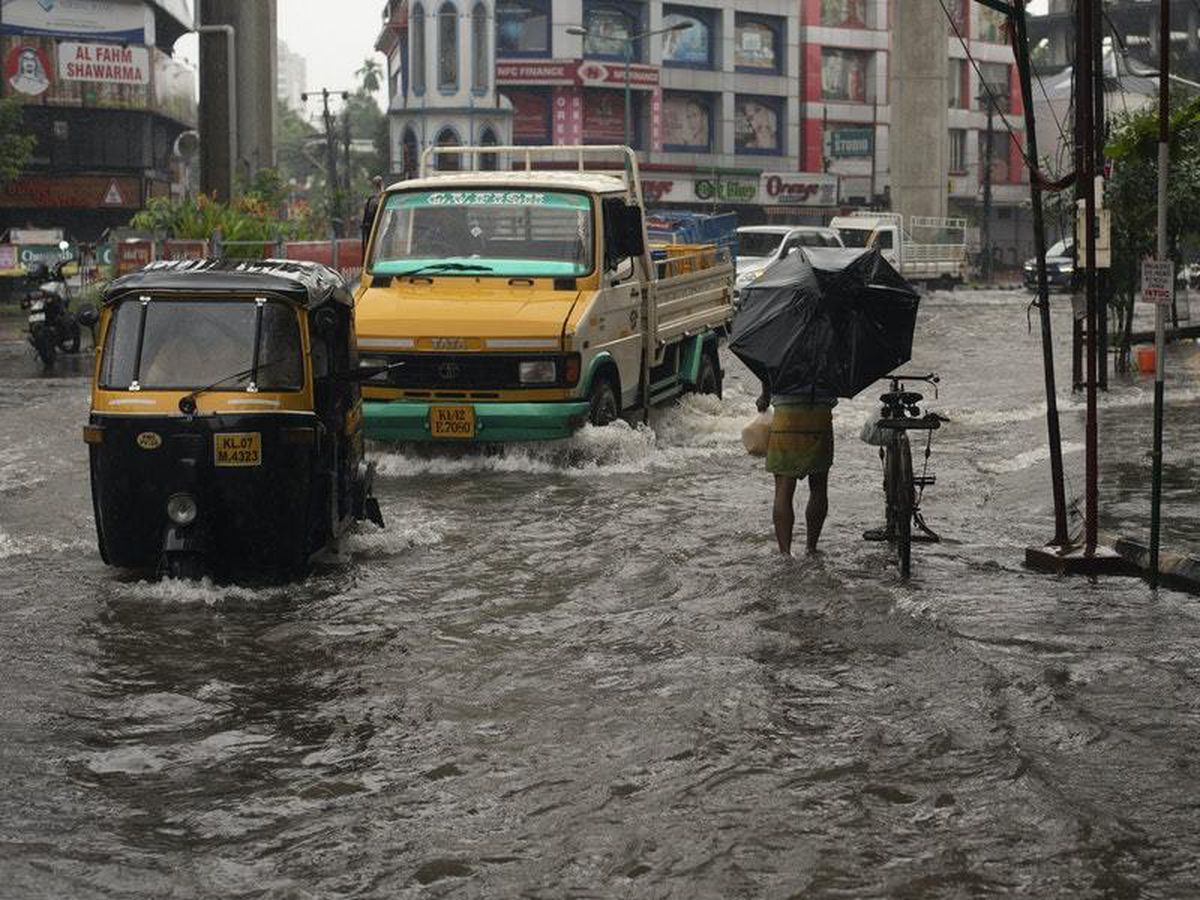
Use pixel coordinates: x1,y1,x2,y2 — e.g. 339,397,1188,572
862,372,947,578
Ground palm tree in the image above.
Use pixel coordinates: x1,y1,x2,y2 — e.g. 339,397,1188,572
355,58,383,96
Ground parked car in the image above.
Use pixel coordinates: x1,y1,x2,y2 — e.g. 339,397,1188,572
735,225,843,297
1023,238,1077,292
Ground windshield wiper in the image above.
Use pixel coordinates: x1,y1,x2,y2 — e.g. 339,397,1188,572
389,262,494,278
177,358,290,415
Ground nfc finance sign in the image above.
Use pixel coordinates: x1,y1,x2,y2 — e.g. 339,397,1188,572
831,128,874,158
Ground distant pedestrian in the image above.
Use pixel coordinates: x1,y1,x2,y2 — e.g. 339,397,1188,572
361,175,384,250
758,377,835,555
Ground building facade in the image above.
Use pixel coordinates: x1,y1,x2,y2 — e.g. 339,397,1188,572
277,39,307,113
376,0,1031,258
377,0,513,178
0,0,196,240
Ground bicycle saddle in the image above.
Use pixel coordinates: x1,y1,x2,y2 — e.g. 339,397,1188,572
880,390,923,405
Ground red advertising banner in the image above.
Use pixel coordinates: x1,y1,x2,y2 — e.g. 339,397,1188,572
0,174,141,209
505,89,551,142
584,90,624,143
650,87,663,152
497,58,658,90
115,240,153,275
552,87,583,145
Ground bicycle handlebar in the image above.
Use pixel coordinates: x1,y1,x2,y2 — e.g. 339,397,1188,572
887,372,939,384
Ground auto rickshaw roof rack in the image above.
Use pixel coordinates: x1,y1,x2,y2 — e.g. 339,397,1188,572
103,258,353,308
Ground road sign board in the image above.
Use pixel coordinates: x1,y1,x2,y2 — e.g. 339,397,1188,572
1141,259,1175,306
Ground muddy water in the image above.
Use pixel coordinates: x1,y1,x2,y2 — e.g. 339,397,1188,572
1,291,1199,898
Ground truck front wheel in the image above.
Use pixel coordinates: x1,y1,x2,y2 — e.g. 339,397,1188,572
588,376,620,426
694,347,722,398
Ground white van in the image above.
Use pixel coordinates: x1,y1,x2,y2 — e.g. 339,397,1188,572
735,225,844,295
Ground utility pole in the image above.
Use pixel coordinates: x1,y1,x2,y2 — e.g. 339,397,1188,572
1079,0,1100,555
304,88,349,238
342,108,353,232
1150,0,1171,587
979,93,998,283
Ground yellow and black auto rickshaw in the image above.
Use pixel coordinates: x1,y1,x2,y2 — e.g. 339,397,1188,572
81,259,384,579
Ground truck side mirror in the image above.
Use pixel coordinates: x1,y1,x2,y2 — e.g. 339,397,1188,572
77,304,99,327
602,197,646,272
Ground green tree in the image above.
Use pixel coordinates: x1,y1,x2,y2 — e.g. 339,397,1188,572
0,97,35,187
355,58,383,96
1104,96,1200,370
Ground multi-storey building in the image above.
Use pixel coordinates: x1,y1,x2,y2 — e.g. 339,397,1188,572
377,0,1032,260
376,0,513,176
277,39,307,114
0,0,196,240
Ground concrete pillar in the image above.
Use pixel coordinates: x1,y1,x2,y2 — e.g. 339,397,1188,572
889,0,948,219
199,0,277,200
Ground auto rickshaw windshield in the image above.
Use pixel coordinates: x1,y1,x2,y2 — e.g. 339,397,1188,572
99,298,305,391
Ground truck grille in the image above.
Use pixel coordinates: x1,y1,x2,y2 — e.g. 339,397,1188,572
384,354,526,390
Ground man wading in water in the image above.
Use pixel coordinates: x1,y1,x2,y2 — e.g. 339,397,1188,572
757,379,835,555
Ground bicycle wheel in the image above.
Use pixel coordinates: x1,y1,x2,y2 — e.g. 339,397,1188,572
891,436,915,577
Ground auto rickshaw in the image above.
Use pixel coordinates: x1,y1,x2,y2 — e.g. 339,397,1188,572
81,259,384,579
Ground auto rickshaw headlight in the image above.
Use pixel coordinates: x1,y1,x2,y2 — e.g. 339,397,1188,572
519,360,557,384
167,493,198,526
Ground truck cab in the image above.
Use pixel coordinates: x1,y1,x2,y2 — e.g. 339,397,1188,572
355,145,734,443
830,212,968,287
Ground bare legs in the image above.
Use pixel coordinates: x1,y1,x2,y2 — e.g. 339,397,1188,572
773,472,829,555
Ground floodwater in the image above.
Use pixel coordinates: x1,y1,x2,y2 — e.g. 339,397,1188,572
1,291,1199,898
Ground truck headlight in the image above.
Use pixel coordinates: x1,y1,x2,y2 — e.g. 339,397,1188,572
735,271,760,288
518,360,557,384
1060,265,1074,274
166,493,198,526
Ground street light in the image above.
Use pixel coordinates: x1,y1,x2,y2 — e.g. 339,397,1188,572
567,20,692,148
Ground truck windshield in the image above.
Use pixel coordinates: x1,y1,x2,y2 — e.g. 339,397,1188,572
737,233,785,259
99,299,304,391
369,189,594,277
837,229,873,248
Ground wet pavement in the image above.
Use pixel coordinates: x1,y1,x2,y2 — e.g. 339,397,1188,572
1,290,1199,898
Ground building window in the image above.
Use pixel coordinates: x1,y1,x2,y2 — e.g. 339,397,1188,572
472,3,489,91
501,88,552,143
948,128,967,173
973,5,1006,42
735,15,783,75
412,3,426,94
661,91,713,150
480,126,499,169
401,127,420,178
436,126,461,170
948,58,966,108
497,0,550,56
820,0,866,28
977,62,1011,111
583,1,643,61
734,94,782,154
438,2,458,91
661,6,714,69
821,48,871,102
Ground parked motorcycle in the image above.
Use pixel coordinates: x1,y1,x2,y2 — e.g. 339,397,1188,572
20,254,81,367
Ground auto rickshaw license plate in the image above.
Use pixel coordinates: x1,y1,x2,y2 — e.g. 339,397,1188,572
214,432,262,466
430,406,475,439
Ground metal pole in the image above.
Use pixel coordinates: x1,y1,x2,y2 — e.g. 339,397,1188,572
1150,0,1170,587
870,100,878,205
1094,0,1109,390
1012,0,1070,547
623,40,632,148
981,97,995,283
1080,0,1099,554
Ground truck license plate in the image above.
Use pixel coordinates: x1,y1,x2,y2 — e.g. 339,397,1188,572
430,406,475,439
214,432,262,466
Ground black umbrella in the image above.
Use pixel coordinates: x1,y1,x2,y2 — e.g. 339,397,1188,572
729,247,920,400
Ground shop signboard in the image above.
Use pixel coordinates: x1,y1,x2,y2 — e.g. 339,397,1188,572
0,0,149,43
496,58,658,89
1,35,151,110
694,176,759,204
8,227,62,244
760,172,839,207
15,242,75,268
831,128,874,158
115,240,153,275
0,175,141,209
58,41,150,86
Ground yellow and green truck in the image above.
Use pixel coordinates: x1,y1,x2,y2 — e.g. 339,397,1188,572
354,145,734,443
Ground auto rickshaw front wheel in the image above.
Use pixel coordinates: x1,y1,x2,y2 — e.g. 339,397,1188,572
161,553,205,581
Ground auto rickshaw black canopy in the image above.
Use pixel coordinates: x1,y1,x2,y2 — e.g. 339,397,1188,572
103,259,353,309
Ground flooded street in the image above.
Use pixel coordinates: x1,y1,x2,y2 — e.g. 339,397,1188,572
2,290,1199,898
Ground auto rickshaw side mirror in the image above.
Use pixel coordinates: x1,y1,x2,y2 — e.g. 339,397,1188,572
77,304,99,327
312,307,337,338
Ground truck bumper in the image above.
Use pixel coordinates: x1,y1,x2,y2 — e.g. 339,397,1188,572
365,399,592,443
